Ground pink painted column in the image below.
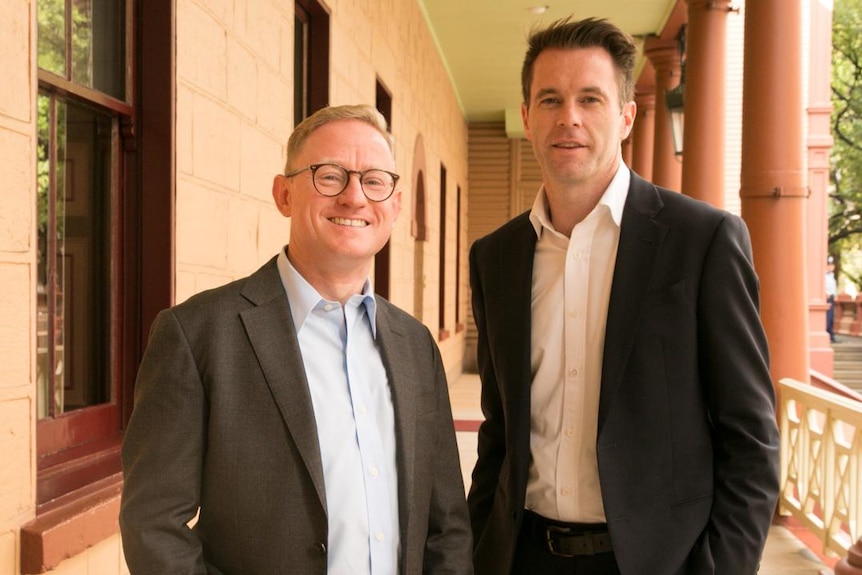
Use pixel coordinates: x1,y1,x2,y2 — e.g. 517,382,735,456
631,61,656,181
806,0,836,377
740,0,809,387
643,37,683,192
681,0,730,208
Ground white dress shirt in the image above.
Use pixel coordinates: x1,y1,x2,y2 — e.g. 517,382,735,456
277,248,400,574
525,164,630,523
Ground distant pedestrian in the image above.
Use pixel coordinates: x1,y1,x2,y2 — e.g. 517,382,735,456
827,256,837,343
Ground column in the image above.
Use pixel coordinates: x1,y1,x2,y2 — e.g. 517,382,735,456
643,37,683,191
739,0,809,385
631,61,656,181
806,0,836,376
682,0,731,208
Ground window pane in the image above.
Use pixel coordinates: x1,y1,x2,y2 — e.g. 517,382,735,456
38,0,67,76
37,93,114,418
72,0,126,99
37,94,64,418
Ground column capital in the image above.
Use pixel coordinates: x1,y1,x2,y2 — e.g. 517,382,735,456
635,90,656,108
643,37,681,64
643,38,682,88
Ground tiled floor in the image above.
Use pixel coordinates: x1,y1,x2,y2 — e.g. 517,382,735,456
449,373,834,575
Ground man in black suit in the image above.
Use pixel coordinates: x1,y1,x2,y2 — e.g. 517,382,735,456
120,104,473,574
467,17,780,575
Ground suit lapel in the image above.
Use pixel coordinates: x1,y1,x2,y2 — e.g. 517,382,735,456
494,215,537,415
239,258,328,514
599,176,668,430
373,304,417,542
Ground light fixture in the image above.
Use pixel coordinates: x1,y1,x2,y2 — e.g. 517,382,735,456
664,67,685,157
663,25,686,157
528,5,549,15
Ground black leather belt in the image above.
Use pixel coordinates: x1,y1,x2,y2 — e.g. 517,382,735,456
522,509,613,557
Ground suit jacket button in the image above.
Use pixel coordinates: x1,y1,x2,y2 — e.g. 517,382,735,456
315,542,327,555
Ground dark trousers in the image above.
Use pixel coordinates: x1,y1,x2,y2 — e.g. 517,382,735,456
827,295,836,342
512,512,621,575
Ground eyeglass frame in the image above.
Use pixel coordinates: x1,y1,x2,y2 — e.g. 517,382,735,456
284,163,400,202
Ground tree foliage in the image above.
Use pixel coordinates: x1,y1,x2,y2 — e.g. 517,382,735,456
830,0,862,265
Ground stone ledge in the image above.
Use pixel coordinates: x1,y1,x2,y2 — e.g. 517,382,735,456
20,474,122,574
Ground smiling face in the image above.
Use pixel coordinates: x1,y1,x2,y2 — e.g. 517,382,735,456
272,118,401,282
522,46,635,199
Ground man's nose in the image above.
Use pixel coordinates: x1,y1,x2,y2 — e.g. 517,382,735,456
556,101,582,126
337,173,369,204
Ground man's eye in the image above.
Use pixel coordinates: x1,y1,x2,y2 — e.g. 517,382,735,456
317,169,346,183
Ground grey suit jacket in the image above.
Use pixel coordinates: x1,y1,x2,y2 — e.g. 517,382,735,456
467,173,780,575
120,256,473,574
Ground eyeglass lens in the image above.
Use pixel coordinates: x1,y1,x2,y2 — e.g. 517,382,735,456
312,164,395,201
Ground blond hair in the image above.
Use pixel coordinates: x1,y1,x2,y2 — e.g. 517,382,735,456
284,104,393,173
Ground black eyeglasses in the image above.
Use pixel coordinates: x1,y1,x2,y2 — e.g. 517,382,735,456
285,163,400,202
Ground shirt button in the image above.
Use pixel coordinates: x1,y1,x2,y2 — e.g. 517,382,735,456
323,303,334,311
569,368,578,378
561,487,571,496
370,466,379,477
357,405,367,416
565,428,574,437
375,532,385,542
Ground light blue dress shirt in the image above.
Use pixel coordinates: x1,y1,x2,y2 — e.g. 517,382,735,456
277,248,400,575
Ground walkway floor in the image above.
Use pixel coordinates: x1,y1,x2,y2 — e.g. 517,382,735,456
448,373,835,575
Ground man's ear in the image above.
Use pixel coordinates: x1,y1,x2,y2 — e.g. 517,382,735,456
521,101,533,141
620,100,637,141
272,175,291,217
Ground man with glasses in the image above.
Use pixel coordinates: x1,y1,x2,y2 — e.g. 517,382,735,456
120,104,473,575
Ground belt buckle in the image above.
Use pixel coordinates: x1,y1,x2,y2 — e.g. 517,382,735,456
546,525,590,557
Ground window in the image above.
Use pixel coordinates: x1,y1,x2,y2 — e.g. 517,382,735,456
37,94,114,418
23,0,173,568
37,0,127,101
455,185,463,331
294,0,330,123
35,0,135,507
438,164,449,340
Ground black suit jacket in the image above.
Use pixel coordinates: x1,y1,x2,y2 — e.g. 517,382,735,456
467,173,780,575
120,256,473,574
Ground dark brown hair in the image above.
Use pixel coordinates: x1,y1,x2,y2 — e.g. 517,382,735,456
521,16,637,108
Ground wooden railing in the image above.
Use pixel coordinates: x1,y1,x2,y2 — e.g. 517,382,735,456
778,377,862,558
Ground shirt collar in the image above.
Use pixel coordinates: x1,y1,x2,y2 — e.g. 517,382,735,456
276,247,378,337
529,161,631,238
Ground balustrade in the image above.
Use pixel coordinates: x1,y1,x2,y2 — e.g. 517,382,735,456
778,377,862,560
